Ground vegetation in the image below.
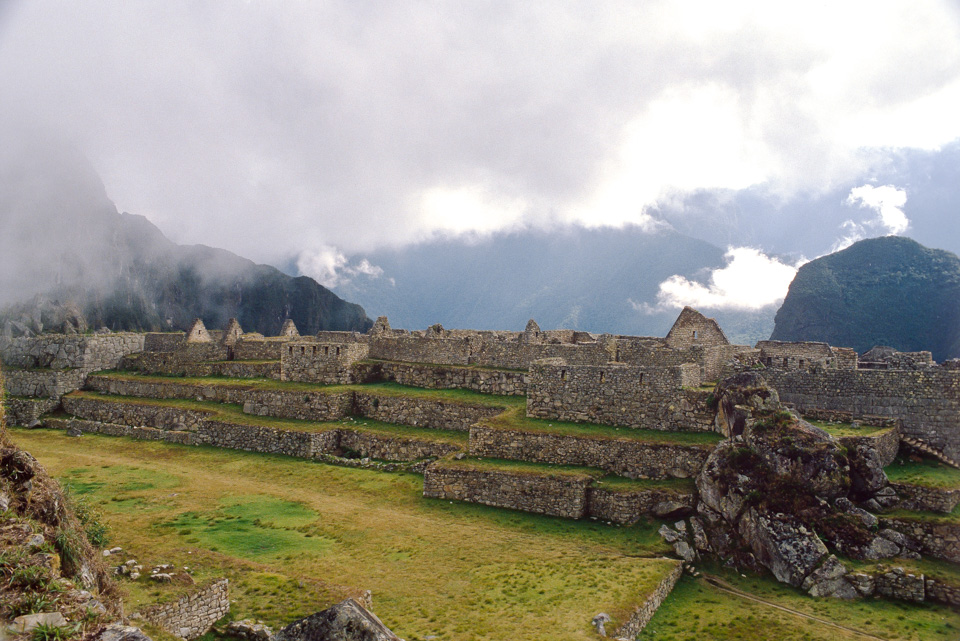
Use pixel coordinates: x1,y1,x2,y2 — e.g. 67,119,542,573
483,406,722,445
771,236,960,361
10,427,960,640
885,456,960,490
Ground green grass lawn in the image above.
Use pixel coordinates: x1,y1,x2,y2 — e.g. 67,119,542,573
10,427,960,640
807,420,893,438
638,570,959,641
11,428,673,640
885,457,960,490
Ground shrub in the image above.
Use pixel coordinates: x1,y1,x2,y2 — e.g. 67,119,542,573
31,622,80,641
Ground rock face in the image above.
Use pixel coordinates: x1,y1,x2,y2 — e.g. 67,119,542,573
273,599,401,641
692,372,895,595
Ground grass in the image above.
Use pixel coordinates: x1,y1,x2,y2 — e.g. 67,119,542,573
11,428,675,640
591,476,696,494
638,569,959,641
434,456,606,479
483,406,723,445
65,391,469,445
882,504,960,525
885,457,960,490
91,372,526,408
11,427,960,640
806,420,893,438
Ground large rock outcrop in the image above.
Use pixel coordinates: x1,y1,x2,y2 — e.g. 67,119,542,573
273,599,401,641
682,372,907,596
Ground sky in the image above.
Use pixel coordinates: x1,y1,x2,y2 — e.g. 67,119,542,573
1,1,960,311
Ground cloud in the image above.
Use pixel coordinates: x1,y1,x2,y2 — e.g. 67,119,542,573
295,245,384,289
0,2,958,264
646,247,803,311
833,184,909,251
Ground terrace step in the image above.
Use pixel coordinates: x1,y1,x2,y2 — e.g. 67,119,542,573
59,392,466,463
902,437,960,470
84,373,515,431
468,417,715,480
422,457,695,523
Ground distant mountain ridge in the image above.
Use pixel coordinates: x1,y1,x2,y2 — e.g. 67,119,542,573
770,236,960,361
331,226,777,345
0,138,372,336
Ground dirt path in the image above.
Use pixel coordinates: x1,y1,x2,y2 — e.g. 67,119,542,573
701,574,891,641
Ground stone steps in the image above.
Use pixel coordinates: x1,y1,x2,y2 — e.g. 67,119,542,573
58,392,466,462
901,437,960,470
422,457,695,523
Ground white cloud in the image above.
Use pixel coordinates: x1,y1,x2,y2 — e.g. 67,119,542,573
649,247,803,311
0,2,958,260
833,184,909,251
295,244,383,288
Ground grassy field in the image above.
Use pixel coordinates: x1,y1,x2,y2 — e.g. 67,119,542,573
885,457,960,490
10,428,960,641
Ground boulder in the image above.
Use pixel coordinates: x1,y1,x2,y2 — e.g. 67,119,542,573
93,624,153,641
801,555,858,599
738,509,828,587
273,599,401,641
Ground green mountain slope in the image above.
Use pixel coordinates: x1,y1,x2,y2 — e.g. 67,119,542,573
770,237,960,361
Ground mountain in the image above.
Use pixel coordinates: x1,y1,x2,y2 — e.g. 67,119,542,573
331,226,776,344
770,236,960,361
0,135,371,335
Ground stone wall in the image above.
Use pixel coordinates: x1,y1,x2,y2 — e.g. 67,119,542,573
233,338,290,361
756,341,850,371
837,426,901,468
46,416,461,462
353,361,528,396
422,463,594,518
62,395,214,431
142,579,229,640
586,486,694,524
143,333,186,352
84,375,502,432
6,397,59,426
369,336,474,366
889,482,960,514
880,517,960,564
926,577,960,609
281,342,370,384
763,368,960,461
181,360,281,379
526,362,714,432
468,425,711,479
353,394,503,432
0,334,145,372
4,368,85,399
664,307,728,350
613,561,684,639
122,343,229,375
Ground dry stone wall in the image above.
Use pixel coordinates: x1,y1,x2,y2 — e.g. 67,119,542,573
613,561,684,639
143,333,186,352
586,486,694,524
281,342,370,384
0,334,144,372
526,362,714,432
468,425,711,479
880,517,960,564
889,482,960,514
353,395,502,432
763,369,960,461
62,395,214,431
422,463,594,518
142,579,229,640
6,397,59,426
4,369,85,399
353,361,527,395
